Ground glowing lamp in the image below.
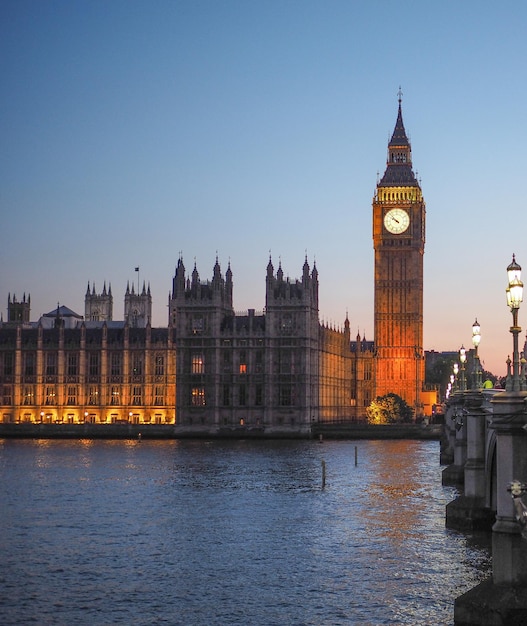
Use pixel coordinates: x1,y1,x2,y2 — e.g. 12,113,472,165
506,255,523,310
507,254,522,287
472,319,481,348
505,255,524,391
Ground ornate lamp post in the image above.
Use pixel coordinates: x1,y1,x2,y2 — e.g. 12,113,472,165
453,362,459,391
472,319,482,389
454,256,527,626
459,345,467,391
505,254,523,391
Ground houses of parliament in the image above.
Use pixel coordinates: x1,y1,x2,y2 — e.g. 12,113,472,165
0,98,437,434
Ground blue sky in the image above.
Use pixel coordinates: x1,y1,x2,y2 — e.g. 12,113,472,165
2,0,527,376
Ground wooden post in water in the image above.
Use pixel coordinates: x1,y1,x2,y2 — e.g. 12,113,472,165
321,459,326,489
355,445,358,466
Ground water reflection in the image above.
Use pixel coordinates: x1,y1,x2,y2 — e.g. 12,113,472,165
0,439,490,625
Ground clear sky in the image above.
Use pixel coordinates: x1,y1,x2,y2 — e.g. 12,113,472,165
2,0,527,377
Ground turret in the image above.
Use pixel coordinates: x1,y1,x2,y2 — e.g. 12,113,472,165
225,261,233,307
265,256,319,311
124,277,152,328
169,255,234,313
172,256,186,298
302,255,310,284
85,280,113,322
7,292,31,324
277,260,284,282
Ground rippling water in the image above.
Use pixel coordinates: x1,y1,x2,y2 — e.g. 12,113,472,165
0,438,490,625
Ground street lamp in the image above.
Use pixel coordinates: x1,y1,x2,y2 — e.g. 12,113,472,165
453,362,459,391
472,319,482,389
459,345,467,391
447,374,455,399
506,254,524,392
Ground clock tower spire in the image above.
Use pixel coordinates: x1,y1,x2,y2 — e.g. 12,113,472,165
372,92,426,417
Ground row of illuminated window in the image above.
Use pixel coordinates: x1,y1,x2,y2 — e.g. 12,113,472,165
378,189,420,202
0,352,166,377
190,385,296,407
191,317,296,336
191,351,299,375
1,385,165,406
192,352,264,374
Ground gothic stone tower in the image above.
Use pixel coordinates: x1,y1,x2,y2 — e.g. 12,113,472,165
169,255,320,434
169,256,234,429
264,256,320,429
125,282,152,328
372,93,426,416
7,293,30,324
85,282,113,322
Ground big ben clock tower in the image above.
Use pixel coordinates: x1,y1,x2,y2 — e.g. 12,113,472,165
373,91,425,416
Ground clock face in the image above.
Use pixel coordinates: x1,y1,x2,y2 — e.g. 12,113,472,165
384,208,410,234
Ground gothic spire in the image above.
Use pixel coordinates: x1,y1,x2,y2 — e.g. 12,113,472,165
379,88,418,187
213,254,222,281
266,253,274,278
388,87,410,148
191,261,199,286
302,254,310,282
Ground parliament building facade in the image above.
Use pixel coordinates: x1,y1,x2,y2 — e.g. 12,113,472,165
0,98,435,434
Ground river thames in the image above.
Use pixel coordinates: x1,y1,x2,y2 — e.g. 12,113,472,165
0,438,490,625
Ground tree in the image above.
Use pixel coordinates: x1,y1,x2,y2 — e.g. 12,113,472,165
366,393,414,424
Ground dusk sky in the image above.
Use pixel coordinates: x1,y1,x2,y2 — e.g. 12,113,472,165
2,1,527,376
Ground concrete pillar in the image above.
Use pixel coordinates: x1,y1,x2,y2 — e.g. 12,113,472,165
440,399,456,465
442,393,466,486
464,391,488,500
446,389,495,531
490,390,527,585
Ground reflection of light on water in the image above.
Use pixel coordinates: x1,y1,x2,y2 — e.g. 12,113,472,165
0,439,491,625
363,441,428,544
310,439,491,622
34,438,53,469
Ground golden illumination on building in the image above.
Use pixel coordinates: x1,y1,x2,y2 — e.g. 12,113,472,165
0,323,176,425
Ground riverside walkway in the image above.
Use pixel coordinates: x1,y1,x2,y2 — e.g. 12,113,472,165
0,421,441,440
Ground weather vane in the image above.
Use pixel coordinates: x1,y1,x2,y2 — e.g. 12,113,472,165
397,86,403,103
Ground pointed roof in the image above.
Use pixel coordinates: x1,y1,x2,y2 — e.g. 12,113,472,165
43,304,83,319
266,254,274,277
388,99,410,147
213,255,222,280
379,89,419,187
